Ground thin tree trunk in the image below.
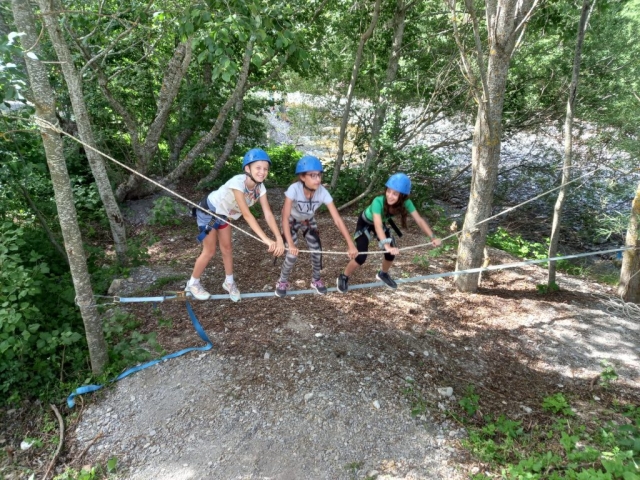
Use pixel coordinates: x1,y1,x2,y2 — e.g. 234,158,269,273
618,182,640,302
361,0,409,182
114,39,192,199
330,0,382,190
548,0,592,286
38,0,128,264
197,94,246,188
338,173,379,211
11,0,108,373
452,0,537,292
149,36,255,193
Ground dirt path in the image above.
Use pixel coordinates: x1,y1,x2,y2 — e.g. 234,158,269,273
63,212,640,480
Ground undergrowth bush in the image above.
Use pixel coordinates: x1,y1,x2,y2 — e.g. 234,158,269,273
0,222,86,403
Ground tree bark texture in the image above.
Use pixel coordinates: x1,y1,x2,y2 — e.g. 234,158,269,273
361,0,408,180
454,0,536,292
38,0,128,263
618,182,640,302
548,0,592,286
197,93,246,188
330,0,382,190
11,0,108,373
114,39,192,200
151,36,256,193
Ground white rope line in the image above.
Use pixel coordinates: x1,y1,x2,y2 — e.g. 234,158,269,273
591,292,640,321
398,165,607,252
33,117,267,245
32,116,632,262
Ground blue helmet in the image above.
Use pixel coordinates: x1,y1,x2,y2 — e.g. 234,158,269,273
243,148,271,168
295,155,324,174
385,173,411,195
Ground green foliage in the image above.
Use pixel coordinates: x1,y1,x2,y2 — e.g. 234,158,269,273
487,227,548,260
536,282,560,294
449,385,640,479
265,144,303,187
599,360,619,389
402,378,429,417
542,393,575,416
459,385,480,416
102,310,162,377
148,196,183,226
0,222,86,402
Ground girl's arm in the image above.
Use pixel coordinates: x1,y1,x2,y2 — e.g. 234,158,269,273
280,197,298,256
410,210,442,246
326,202,358,259
259,193,285,255
373,213,400,256
231,190,282,255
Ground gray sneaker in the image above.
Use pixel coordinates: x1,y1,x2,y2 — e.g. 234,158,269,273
222,281,241,302
185,282,210,300
275,281,289,298
376,271,397,289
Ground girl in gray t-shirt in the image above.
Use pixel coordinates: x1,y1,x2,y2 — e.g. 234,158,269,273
275,155,358,297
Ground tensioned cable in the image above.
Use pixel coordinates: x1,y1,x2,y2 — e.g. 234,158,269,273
32,116,632,258
101,246,633,302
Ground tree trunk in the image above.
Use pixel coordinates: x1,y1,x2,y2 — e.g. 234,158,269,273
38,0,128,264
114,39,193,199
197,94,246,188
548,0,592,286
453,0,536,292
618,182,640,302
361,0,408,182
330,0,382,190
11,0,108,373
149,36,255,193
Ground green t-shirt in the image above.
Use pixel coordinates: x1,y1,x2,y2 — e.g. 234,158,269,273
363,195,416,223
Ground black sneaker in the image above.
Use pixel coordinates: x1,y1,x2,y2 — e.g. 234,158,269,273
337,274,349,293
376,271,397,289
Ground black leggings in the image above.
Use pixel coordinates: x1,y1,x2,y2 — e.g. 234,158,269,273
354,214,395,266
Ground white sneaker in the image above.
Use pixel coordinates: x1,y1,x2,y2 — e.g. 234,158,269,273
185,282,210,300
222,281,241,302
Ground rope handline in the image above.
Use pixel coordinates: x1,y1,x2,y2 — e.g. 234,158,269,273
32,116,630,260
33,117,266,244
400,165,606,252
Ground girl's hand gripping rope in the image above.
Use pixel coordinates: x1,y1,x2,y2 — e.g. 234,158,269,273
384,243,400,256
288,244,299,257
430,236,442,247
347,244,359,260
267,238,285,257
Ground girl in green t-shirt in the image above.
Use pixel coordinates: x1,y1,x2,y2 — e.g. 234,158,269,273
336,173,441,292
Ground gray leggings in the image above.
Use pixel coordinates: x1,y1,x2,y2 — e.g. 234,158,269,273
279,217,322,282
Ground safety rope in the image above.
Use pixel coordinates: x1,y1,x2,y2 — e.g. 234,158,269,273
32,116,630,258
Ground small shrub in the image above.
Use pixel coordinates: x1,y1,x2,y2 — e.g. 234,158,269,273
542,393,574,416
148,196,183,226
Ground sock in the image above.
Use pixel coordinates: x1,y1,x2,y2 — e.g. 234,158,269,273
188,276,200,286
225,274,234,285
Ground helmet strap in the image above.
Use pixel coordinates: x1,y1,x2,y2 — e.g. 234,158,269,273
301,179,317,193
244,166,263,189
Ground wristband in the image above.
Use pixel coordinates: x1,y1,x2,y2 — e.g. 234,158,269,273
378,238,393,249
